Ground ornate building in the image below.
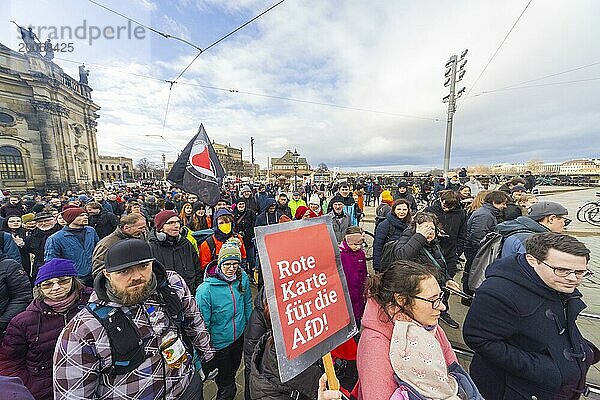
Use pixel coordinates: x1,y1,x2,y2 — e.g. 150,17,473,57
0,42,101,192
98,155,134,182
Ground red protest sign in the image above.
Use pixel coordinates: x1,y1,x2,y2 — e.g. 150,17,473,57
265,223,350,359
255,216,358,382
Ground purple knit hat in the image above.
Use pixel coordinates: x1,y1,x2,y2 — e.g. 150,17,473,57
34,258,78,286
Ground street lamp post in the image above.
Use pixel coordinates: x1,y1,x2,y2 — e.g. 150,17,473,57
292,149,300,191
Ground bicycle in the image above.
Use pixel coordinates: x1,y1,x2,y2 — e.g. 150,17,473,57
576,192,600,227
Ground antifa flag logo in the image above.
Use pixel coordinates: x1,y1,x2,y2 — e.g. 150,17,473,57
189,139,215,178
166,124,225,206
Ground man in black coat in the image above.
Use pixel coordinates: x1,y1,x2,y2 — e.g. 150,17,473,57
148,210,202,293
464,233,599,400
85,201,118,239
424,190,466,278
23,212,61,282
0,259,32,339
463,190,509,295
392,181,417,212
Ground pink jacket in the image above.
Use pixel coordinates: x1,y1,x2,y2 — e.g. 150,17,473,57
356,299,457,400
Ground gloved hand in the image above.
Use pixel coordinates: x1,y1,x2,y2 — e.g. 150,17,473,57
201,358,218,381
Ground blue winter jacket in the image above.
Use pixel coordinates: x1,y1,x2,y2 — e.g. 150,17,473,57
195,271,253,350
1,232,22,263
496,216,549,258
43,227,99,278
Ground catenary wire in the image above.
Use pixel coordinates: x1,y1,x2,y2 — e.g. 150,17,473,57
86,0,202,51
469,76,600,97
466,0,533,97
171,0,286,83
54,56,439,121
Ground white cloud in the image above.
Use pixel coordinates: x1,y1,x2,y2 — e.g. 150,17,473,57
3,0,600,170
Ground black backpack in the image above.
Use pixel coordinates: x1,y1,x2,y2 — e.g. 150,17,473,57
379,239,399,272
86,279,193,376
467,229,530,291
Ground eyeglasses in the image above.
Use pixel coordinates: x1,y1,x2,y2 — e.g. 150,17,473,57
539,260,593,278
411,292,445,309
40,277,72,290
558,216,572,227
221,262,240,270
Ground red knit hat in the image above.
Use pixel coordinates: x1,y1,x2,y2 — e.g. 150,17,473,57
154,210,179,231
61,207,86,224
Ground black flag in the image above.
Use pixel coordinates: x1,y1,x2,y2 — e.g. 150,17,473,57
166,124,226,206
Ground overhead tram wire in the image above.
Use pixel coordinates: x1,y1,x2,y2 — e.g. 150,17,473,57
467,59,600,97
53,56,439,121
470,76,600,97
171,0,286,83
86,0,202,51
465,0,533,97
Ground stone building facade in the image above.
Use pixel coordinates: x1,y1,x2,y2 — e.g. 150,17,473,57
98,155,134,182
0,42,101,192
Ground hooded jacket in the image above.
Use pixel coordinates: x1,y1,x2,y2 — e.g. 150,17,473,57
255,199,283,227
373,212,408,272
356,299,457,400
195,270,252,350
53,263,215,400
1,231,22,264
392,191,417,212
496,216,549,258
199,209,247,271
249,332,321,400
0,287,92,400
148,229,202,293
339,241,367,323
463,255,600,400
0,259,31,333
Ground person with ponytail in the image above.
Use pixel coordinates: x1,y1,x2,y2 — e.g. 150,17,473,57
356,261,482,400
196,239,252,400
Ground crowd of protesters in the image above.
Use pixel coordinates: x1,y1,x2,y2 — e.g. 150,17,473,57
0,168,597,400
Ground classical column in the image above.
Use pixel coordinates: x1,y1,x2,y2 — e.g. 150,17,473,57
30,99,68,188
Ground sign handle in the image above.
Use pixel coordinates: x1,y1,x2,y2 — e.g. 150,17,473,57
322,352,340,390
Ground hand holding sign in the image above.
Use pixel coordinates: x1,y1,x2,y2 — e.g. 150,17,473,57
255,216,358,383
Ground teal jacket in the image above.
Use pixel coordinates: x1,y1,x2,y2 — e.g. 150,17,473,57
195,271,253,350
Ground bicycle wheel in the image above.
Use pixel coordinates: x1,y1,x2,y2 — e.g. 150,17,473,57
577,201,597,223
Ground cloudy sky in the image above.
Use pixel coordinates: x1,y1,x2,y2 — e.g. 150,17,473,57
2,0,599,171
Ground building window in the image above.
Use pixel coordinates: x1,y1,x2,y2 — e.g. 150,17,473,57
0,146,25,179
0,112,15,125
99,164,103,170
111,165,115,171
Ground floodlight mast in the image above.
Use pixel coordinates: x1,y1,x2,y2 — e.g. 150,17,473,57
442,49,467,180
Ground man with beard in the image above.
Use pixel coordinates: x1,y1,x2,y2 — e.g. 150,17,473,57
23,212,61,283
255,199,283,227
44,207,99,286
92,212,148,277
53,239,215,400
